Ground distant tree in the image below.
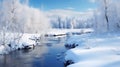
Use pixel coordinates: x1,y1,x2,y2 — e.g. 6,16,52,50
71,18,75,29
58,17,62,29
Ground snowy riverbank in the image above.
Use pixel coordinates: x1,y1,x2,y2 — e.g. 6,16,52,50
0,29,93,55
65,33,120,67
0,33,41,54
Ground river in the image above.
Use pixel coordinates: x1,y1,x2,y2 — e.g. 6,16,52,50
0,36,66,67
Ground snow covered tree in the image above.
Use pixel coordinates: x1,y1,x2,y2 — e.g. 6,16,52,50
23,7,51,33
103,0,109,31
0,0,24,46
94,0,120,32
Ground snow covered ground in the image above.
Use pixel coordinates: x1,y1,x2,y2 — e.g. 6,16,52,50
65,33,120,67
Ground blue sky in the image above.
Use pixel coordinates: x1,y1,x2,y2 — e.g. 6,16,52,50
29,0,97,11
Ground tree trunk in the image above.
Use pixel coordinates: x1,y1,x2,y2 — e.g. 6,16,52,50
104,0,109,31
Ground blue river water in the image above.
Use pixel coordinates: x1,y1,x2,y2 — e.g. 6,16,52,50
0,37,66,67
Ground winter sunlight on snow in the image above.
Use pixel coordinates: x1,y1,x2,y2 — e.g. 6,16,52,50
0,0,120,67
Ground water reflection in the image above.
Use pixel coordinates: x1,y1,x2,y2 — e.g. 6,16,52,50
0,37,66,67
